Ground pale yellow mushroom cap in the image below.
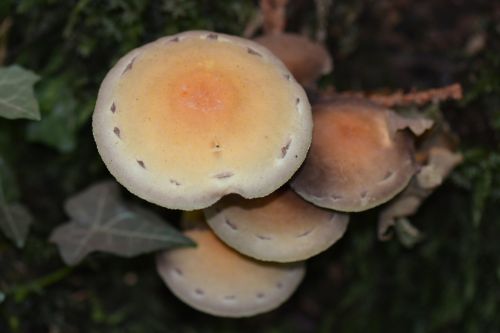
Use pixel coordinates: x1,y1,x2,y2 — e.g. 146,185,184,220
291,98,416,212
204,188,349,262
156,228,305,317
93,31,312,210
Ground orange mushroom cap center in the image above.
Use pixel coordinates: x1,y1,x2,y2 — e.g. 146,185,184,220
173,69,237,114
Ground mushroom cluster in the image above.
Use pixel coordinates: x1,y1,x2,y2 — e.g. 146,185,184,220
93,30,312,211
92,29,458,317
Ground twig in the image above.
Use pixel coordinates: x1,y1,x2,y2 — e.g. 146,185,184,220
327,83,463,108
260,0,288,35
5,266,74,303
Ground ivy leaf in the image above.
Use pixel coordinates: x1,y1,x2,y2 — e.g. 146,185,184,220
0,65,40,120
0,162,32,248
50,181,194,265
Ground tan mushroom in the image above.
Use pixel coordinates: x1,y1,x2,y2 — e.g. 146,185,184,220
156,227,305,317
204,188,349,262
93,31,312,210
254,33,332,88
291,97,433,212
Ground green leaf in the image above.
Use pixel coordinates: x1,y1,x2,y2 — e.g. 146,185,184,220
0,291,4,303
50,181,194,265
0,65,40,120
26,77,93,153
0,160,32,248
27,101,78,153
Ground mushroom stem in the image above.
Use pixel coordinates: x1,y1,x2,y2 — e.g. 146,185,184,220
314,0,333,42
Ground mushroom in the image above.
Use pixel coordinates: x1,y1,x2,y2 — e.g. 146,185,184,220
156,227,305,317
204,188,349,262
93,31,312,210
291,97,433,212
253,33,332,88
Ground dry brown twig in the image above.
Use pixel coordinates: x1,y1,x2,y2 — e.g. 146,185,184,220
325,83,463,108
260,0,289,35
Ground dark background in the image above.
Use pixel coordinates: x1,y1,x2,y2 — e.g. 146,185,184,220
0,0,499,332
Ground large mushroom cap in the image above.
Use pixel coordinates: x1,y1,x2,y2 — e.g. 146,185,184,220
204,188,349,262
291,98,417,212
253,33,332,87
93,31,312,210
156,228,305,317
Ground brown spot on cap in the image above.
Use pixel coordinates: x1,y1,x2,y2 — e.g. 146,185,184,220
122,57,136,75
225,218,238,230
214,172,234,180
247,48,262,57
206,33,218,40
281,139,292,158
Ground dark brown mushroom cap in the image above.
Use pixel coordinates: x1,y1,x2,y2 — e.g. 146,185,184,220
291,98,417,212
253,33,332,87
204,188,349,262
93,31,312,210
156,228,305,317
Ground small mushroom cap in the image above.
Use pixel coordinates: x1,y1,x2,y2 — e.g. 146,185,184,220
156,228,305,317
291,98,416,212
204,189,349,262
254,33,332,87
93,31,312,210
